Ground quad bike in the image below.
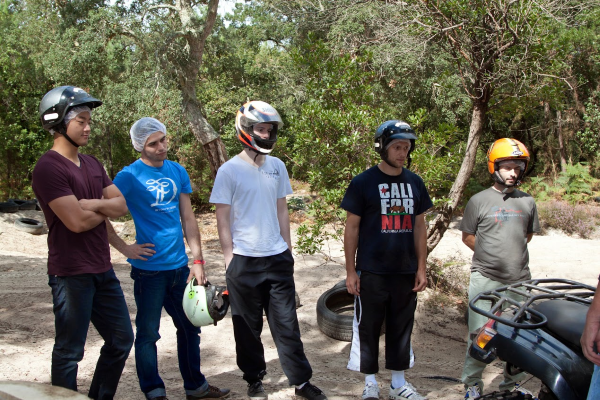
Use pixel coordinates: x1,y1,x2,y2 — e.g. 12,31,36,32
469,279,595,400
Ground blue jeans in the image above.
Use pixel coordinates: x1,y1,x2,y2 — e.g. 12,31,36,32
588,365,600,400
48,269,134,400
131,266,208,399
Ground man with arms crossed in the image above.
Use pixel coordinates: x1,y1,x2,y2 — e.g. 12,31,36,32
33,86,134,400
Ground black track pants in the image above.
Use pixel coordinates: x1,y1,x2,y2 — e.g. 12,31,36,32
226,249,312,385
347,271,417,374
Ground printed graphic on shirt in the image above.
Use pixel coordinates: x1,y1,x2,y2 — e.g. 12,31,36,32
261,168,280,180
147,177,178,211
379,183,414,233
486,206,523,226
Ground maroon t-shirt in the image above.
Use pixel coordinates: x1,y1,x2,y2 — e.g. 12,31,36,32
32,151,113,276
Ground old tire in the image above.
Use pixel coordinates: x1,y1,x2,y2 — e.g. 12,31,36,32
316,283,355,341
9,199,37,211
0,201,19,213
477,390,534,399
14,218,43,235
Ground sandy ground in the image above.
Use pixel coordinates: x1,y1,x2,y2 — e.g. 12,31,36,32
0,209,597,400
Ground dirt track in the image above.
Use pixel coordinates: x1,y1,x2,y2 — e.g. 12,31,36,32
0,209,597,399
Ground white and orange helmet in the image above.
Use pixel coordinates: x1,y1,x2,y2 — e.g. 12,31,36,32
235,101,283,154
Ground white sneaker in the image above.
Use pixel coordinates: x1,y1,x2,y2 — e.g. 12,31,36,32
464,384,481,399
362,382,379,400
388,383,427,400
512,383,533,396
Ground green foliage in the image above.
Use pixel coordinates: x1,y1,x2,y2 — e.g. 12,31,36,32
0,0,51,199
556,163,597,203
520,176,553,203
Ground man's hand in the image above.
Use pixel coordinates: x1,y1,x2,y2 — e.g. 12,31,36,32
224,253,233,270
121,242,156,261
346,270,360,296
79,198,99,212
412,268,427,292
188,263,207,285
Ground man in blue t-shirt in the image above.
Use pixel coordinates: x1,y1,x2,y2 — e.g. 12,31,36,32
341,120,431,400
106,117,229,400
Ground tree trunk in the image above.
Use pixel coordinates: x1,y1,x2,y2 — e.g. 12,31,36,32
181,86,228,177
174,0,227,178
426,99,488,253
557,110,567,172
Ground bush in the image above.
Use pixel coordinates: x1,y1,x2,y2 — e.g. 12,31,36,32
537,200,600,238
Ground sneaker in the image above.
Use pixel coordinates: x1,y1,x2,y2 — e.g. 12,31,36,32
295,382,327,400
389,382,427,400
187,384,230,399
247,381,268,400
512,383,534,396
362,382,380,400
464,384,481,399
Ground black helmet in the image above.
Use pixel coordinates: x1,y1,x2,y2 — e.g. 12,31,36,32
374,120,417,168
235,100,283,154
39,86,102,132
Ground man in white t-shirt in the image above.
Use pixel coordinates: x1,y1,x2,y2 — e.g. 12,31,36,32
210,101,327,400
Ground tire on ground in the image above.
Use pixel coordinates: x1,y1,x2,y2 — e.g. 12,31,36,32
316,283,355,341
14,218,44,235
9,199,38,210
0,202,19,213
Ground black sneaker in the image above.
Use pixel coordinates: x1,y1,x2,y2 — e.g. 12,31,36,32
295,382,327,400
186,384,230,399
247,381,268,399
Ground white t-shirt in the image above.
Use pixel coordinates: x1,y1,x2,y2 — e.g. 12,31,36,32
210,155,293,257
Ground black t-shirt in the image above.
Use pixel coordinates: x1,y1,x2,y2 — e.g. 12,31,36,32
32,151,113,276
341,166,433,274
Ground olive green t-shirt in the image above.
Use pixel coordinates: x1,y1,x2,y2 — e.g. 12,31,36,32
459,187,540,284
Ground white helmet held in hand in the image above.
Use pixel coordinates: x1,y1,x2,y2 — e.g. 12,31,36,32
182,279,230,327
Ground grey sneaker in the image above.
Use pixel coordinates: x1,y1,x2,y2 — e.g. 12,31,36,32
464,384,481,399
247,381,268,400
295,382,327,400
389,382,427,400
362,382,380,400
187,384,230,399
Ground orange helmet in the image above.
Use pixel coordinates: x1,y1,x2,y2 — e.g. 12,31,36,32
487,138,530,186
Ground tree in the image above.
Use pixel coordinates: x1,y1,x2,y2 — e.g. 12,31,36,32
131,0,228,177
264,0,597,252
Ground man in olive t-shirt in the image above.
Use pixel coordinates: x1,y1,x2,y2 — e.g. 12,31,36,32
461,138,540,399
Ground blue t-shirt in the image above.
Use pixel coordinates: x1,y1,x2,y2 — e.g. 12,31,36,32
341,166,433,274
113,159,192,271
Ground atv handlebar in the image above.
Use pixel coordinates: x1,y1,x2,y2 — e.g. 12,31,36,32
469,278,595,329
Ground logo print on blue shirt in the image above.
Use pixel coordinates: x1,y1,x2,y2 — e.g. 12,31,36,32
147,178,178,207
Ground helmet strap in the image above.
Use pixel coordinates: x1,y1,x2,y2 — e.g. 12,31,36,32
55,122,80,148
60,131,81,148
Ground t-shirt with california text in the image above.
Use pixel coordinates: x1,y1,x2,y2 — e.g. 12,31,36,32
341,166,433,274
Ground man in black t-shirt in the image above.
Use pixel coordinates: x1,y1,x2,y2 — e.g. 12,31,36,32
341,120,432,400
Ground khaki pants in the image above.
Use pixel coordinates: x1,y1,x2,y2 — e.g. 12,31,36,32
461,271,527,392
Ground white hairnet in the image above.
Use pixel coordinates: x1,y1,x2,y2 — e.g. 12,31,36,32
386,138,411,151
130,117,167,152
